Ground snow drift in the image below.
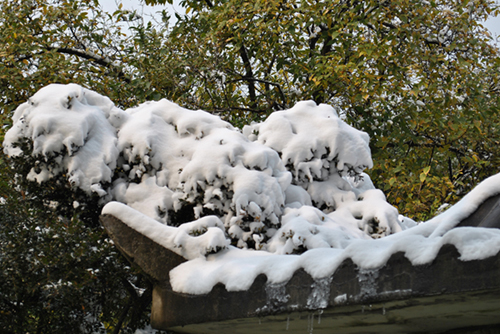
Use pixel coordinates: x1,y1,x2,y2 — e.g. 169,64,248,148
4,83,405,250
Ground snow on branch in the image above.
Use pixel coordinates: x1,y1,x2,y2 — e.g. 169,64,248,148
3,84,121,195
4,83,404,252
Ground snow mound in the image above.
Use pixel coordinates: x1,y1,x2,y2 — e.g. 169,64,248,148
3,83,122,195
3,84,291,248
102,202,229,259
115,100,291,248
244,101,400,238
244,101,372,183
4,84,406,248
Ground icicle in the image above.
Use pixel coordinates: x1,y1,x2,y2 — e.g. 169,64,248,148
318,309,323,324
307,277,333,309
286,314,290,330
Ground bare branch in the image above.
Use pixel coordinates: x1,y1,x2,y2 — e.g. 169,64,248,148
238,45,257,109
14,47,131,83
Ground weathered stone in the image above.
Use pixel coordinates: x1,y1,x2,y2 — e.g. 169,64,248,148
100,214,186,282
100,193,500,333
157,244,500,333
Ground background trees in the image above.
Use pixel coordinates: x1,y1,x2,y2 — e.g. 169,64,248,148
1,0,499,332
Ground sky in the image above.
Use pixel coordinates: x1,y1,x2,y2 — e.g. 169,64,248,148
99,0,184,25
484,5,500,45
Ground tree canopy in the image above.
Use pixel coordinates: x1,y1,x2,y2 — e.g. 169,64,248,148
1,0,499,332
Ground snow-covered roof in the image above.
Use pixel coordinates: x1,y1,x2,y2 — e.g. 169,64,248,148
103,173,500,295
4,83,500,297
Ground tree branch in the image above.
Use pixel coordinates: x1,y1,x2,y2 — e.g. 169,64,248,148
14,47,131,84
48,47,114,68
238,45,257,109
384,139,465,157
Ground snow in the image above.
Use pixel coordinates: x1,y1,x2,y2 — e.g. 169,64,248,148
244,102,372,209
4,84,120,194
4,84,290,247
167,223,500,294
102,202,229,259
110,175,174,224
4,83,500,296
243,102,400,238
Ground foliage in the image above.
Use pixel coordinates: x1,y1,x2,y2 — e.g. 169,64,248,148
0,0,183,114
0,155,156,333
